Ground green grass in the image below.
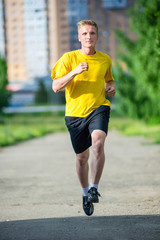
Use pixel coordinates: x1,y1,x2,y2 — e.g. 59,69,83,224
0,111,67,147
0,111,160,147
109,113,160,144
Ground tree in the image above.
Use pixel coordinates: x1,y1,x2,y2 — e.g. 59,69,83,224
35,79,48,104
0,55,11,120
114,0,160,122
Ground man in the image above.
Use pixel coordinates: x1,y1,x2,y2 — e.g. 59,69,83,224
51,20,116,216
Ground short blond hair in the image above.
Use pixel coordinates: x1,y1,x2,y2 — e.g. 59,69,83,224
77,20,98,33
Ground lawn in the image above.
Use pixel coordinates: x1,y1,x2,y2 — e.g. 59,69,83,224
109,112,160,144
0,111,160,147
0,111,67,147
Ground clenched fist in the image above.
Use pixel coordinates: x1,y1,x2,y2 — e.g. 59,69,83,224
105,80,116,98
74,62,89,75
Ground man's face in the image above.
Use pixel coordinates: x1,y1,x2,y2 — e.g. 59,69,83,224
78,25,98,49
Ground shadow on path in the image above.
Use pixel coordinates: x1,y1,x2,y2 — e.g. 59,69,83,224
0,215,160,240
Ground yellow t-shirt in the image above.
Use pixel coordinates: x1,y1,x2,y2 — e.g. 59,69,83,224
51,50,114,117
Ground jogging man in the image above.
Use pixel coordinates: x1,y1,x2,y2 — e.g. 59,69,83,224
51,20,116,216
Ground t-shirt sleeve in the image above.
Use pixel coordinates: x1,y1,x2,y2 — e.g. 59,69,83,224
51,53,71,80
104,56,114,83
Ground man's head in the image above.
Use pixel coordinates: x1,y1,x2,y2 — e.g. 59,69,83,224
77,20,98,34
77,20,98,49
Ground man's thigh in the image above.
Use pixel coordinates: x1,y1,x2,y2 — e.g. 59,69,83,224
65,116,91,154
88,108,110,136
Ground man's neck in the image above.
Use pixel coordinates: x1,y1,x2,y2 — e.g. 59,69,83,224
80,47,96,55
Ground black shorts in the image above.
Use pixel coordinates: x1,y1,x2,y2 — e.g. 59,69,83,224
65,105,110,154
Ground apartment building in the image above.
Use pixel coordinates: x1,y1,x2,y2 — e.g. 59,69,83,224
87,0,135,62
67,0,135,62
0,0,135,83
67,0,88,51
47,0,70,69
0,0,69,83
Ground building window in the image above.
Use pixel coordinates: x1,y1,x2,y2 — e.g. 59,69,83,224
12,10,17,15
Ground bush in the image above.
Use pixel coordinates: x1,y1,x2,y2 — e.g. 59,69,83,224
0,55,11,120
114,0,160,122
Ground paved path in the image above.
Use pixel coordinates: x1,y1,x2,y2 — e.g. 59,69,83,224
0,130,160,240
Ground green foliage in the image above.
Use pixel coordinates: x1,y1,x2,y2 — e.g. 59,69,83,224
35,79,48,104
0,112,66,146
0,55,11,114
114,0,160,122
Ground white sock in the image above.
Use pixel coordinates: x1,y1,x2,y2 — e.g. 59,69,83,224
89,183,98,190
82,185,89,196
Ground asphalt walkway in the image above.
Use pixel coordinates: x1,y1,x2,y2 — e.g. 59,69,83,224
0,130,160,240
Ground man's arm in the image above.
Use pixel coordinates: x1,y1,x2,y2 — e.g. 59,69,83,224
105,80,116,98
52,62,88,93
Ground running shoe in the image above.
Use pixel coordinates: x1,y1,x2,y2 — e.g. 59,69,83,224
83,196,94,216
88,187,101,203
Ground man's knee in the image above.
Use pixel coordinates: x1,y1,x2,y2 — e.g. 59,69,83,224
92,139,104,155
76,149,89,166
91,130,106,155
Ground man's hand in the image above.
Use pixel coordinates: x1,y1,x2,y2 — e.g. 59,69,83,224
105,80,116,98
74,62,89,75
52,62,89,93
